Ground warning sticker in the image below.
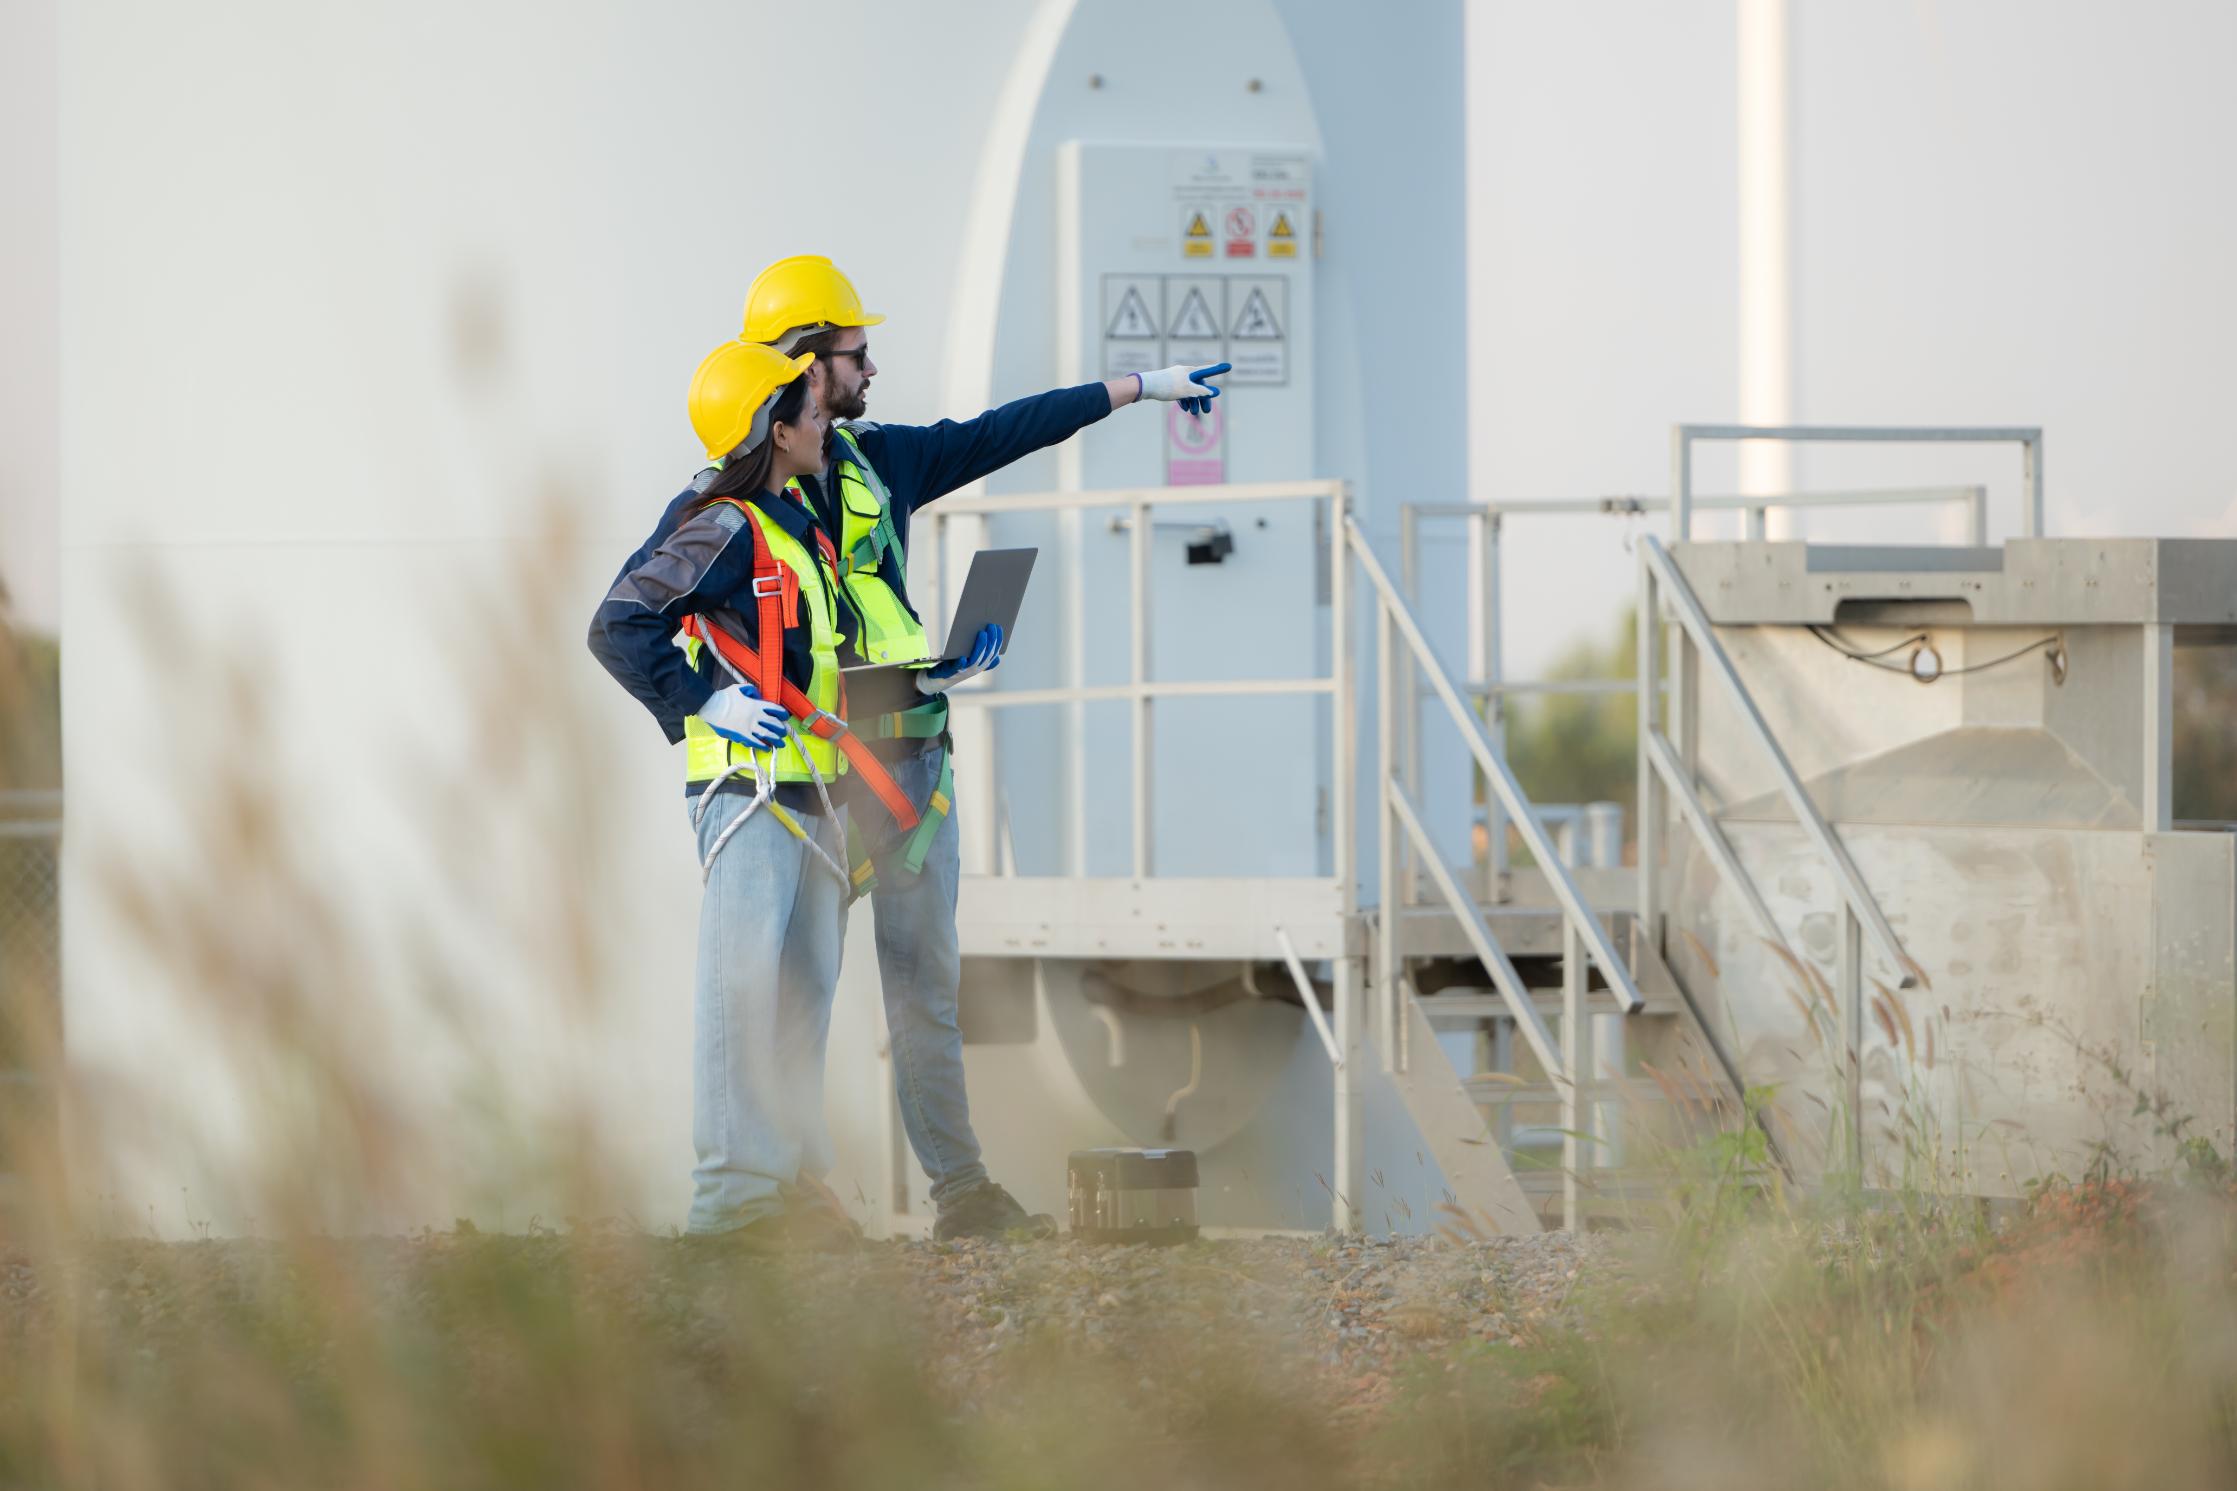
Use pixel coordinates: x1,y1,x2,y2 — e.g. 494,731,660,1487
1223,278,1288,386
1170,150,1310,266
1165,397,1226,486
1223,204,1257,258
1230,286,1281,339
1167,286,1220,339
1107,285,1158,339
1096,268,1298,386
1267,208,1299,259
1180,207,1214,259
1099,274,1164,380
1163,276,1225,370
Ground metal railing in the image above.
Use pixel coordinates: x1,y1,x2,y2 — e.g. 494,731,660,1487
1644,429,2016,1167
916,479,1348,881
905,427,2035,1220
911,478,1659,1228
916,478,1381,1228
1634,537,1909,989
1670,423,2041,541
1401,480,1992,901
1347,514,1645,1229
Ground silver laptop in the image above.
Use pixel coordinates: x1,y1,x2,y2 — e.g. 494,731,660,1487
842,547,1036,674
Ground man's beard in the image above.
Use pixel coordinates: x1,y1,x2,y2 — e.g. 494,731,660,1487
827,379,869,421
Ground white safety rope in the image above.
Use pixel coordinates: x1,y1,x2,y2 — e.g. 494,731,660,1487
692,645,850,887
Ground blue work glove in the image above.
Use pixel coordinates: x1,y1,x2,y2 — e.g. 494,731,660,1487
699,683,790,750
1135,361,1231,417
916,624,1004,695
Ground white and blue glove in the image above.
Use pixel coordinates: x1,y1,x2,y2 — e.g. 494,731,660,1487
699,683,790,750
916,624,1004,696
1134,361,1230,417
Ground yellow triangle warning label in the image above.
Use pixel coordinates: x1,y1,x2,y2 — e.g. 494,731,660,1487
1183,211,1212,238
1269,211,1295,238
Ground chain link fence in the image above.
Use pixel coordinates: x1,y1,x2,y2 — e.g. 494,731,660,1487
0,792,61,1078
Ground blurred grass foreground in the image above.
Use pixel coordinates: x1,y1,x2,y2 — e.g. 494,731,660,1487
1,549,2233,1490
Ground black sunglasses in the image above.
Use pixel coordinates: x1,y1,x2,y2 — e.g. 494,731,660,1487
819,343,871,366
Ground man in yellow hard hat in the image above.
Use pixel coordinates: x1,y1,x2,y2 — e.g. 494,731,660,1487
740,254,1228,1241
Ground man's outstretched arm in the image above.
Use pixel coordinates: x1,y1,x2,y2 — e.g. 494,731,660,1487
856,363,1229,511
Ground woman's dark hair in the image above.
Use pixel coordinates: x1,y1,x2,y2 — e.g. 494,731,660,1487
693,373,812,510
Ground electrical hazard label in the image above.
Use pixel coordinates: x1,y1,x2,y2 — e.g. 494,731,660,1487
1267,209,1298,259
1180,208,1214,259
1106,286,1157,340
1223,278,1288,386
1163,277,1224,369
1098,275,1164,380
1167,287,1220,340
1097,272,1293,387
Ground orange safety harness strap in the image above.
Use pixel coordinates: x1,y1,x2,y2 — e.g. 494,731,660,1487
683,507,920,833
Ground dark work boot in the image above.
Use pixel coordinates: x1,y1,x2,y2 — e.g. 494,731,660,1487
933,1181,1057,1242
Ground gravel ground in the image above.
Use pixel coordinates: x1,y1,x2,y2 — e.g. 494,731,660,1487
878,1231,1614,1416
2,1229,1614,1426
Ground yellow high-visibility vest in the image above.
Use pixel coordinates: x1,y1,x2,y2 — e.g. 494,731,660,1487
817,427,932,666
681,498,847,785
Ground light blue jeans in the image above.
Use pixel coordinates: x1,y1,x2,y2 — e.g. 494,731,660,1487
687,792,849,1234
868,746,989,1209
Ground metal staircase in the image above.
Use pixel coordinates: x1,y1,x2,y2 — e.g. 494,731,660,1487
919,442,1962,1235
1352,436,1972,1229
1346,513,1752,1232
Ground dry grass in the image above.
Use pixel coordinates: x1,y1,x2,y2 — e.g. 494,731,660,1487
2,523,2233,1489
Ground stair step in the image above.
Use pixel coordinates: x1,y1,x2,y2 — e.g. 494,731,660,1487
1460,1076,1672,1102
1414,987,1680,1021
1384,905,1576,961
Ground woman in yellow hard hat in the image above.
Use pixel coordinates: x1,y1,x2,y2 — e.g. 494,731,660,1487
588,339,867,1248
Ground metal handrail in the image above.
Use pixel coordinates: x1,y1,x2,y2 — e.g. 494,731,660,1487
1413,483,1988,523
923,478,1349,879
1670,424,2040,541
1402,481,1990,901
926,478,1336,517
919,477,1665,1229
1346,515,1645,1030
1641,731,1792,960
1637,534,1917,988
1387,785,1562,1077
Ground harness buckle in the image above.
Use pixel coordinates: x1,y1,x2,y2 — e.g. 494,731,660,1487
751,574,784,598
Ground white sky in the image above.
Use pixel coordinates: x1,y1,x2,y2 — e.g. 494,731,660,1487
6,0,2237,653
1466,0,2237,678
0,0,58,631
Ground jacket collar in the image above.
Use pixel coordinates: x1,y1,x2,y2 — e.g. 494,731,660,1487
739,483,828,550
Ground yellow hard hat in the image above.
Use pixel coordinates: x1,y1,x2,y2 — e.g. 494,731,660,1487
687,340,815,463
741,254,886,347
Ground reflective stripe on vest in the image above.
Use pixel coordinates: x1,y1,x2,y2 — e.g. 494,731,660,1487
681,501,846,785
819,427,931,666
